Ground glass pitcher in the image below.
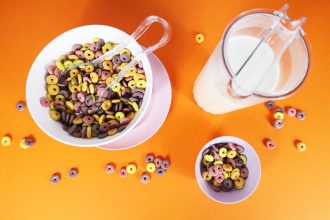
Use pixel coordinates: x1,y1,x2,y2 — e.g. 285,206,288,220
193,4,310,114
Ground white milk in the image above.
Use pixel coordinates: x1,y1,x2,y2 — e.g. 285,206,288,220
193,35,280,114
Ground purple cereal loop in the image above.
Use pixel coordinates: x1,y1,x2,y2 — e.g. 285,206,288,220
214,165,223,173
75,50,84,59
96,39,105,50
77,92,85,103
95,50,102,58
88,42,97,52
208,166,218,177
54,67,61,76
101,71,110,79
71,92,78,101
47,64,56,74
66,51,74,56
214,173,224,184
74,102,81,111
72,44,82,52
83,77,92,83
227,142,236,150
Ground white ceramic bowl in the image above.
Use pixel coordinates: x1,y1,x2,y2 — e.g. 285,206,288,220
195,136,261,204
26,25,153,147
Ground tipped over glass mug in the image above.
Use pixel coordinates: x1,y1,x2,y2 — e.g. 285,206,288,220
193,4,310,114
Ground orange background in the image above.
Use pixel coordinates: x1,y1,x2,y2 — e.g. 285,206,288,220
0,0,330,219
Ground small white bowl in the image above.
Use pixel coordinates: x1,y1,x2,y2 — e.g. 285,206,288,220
26,25,153,147
195,136,261,204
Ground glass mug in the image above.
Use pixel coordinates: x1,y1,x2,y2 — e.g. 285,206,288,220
193,4,310,114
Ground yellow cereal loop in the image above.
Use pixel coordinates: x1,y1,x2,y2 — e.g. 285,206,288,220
129,67,137,75
73,117,83,125
234,177,245,189
128,81,136,89
86,126,92,138
93,114,100,121
105,77,113,86
70,69,79,77
19,139,29,149
102,43,112,54
46,75,58,85
274,112,285,120
125,71,135,78
227,150,237,159
1,136,11,147
106,115,115,120
73,59,84,65
119,48,131,56
101,100,112,111
231,171,240,180
55,95,65,102
203,154,214,162
82,81,88,92
224,172,230,179
83,43,90,48
239,154,247,164
63,60,73,69
214,160,223,165
89,84,95,94
195,33,205,43
47,93,53,101
202,171,212,181
111,82,121,92
296,142,307,152
126,164,137,174
50,110,61,121
115,112,125,121
55,60,65,71
90,72,99,83
69,85,79,93
112,74,118,78
48,85,59,95
117,63,127,71
232,168,240,174
127,112,135,120
65,101,74,110
134,73,146,82
84,50,95,60
146,163,156,173
98,115,105,124
103,60,112,70
92,37,101,43
85,65,94,73
107,128,117,136
49,101,55,110
68,54,79,60
77,74,82,84
136,80,146,89
57,55,66,61
129,101,139,112
111,99,120,103
223,164,233,172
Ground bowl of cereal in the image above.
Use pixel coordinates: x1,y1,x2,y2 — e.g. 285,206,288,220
195,136,261,204
26,24,160,147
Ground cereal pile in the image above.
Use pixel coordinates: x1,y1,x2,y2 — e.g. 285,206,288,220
40,37,147,139
201,142,249,192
